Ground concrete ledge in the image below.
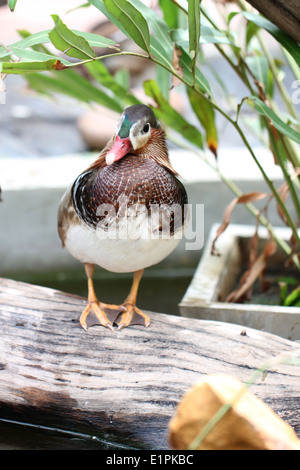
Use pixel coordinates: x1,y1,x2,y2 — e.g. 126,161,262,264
0,147,285,274
0,147,283,190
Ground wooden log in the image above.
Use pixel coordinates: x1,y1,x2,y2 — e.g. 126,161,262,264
245,0,300,43
0,277,299,449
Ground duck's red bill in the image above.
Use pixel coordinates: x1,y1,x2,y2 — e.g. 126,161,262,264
105,135,132,165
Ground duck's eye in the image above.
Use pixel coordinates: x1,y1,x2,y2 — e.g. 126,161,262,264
142,123,150,133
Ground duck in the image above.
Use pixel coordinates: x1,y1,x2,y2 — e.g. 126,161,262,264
58,104,188,330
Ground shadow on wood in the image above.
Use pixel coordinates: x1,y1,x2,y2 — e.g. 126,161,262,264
0,278,299,449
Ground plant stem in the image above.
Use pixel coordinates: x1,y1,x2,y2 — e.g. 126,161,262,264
71,46,300,264
167,133,296,261
282,48,300,81
257,34,300,132
231,117,300,247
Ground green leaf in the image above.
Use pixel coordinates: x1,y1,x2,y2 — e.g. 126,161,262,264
89,0,127,36
72,30,119,49
84,60,140,107
8,30,51,50
243,12,300,67
170,26,234,47
188,0,201,61
103,0,150,54
90,0,172,65
0,47,11,60
114,68,129,89
9,27,117,54
246,55,269,95
10,46,72,65
49,14,96,60
120,0,171,47
150,36,173,69
144,79,203,149
187,87,218,156
179,48,211,95
0,59,67,74
227,11,239,25
24,68,123,112
130,0,173,66
8,0,17,11
159,0,178,29
16,29,52,55
247,95,300,144
156,65,170,100
284,285,300,306
245,20,260,48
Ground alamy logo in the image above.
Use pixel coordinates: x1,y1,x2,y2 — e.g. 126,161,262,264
94,195,204,250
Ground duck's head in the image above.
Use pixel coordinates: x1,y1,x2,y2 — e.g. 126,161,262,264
105,104,161,166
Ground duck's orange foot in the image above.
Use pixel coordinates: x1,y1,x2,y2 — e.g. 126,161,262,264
79,301,125,331
115,303,151,330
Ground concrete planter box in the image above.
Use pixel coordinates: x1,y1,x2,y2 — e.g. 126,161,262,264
180,224,300,341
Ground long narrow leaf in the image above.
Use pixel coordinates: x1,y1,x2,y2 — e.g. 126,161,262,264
103,0,150,54
246,56,269,96
49,15,96,60
187,87,218,156
180,48,211,95
72,30,119,49
247,95,300,144
159,0,179,29
9,30,51,49
127,0,171,46
85,60,140,107
0,59,67,74
24,68,123,112
243,12,300,67
8,0,17,11
144,79,203,149
10,47,72,65
188,0,201,84
171,26,235,47
90,0,173,65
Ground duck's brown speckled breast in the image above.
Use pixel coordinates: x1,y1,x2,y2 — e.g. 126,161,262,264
72,155,188,231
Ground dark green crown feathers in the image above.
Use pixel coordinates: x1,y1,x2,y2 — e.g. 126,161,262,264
118,104,160,138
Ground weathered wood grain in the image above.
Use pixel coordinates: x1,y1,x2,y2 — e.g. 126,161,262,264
0,277,299,449
246,0,300,43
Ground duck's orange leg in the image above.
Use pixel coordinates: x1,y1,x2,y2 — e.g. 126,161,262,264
115,269,151,330
79,263,125,331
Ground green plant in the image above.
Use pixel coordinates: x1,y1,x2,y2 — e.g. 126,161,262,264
1,0,299,300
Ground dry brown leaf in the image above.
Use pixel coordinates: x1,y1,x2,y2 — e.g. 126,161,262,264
276,168,300,224
249,228,259,266
171,44,183,88
211,192,267,255
169,375,300,450
53,60,68,71
226,237,276,303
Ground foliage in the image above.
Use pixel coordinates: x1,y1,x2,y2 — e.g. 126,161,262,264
1,0,300,299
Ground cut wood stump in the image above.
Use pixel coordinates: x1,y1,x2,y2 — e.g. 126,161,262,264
0,277,299,449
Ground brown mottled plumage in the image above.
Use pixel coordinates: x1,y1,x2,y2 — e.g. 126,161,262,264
57,105,188,331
